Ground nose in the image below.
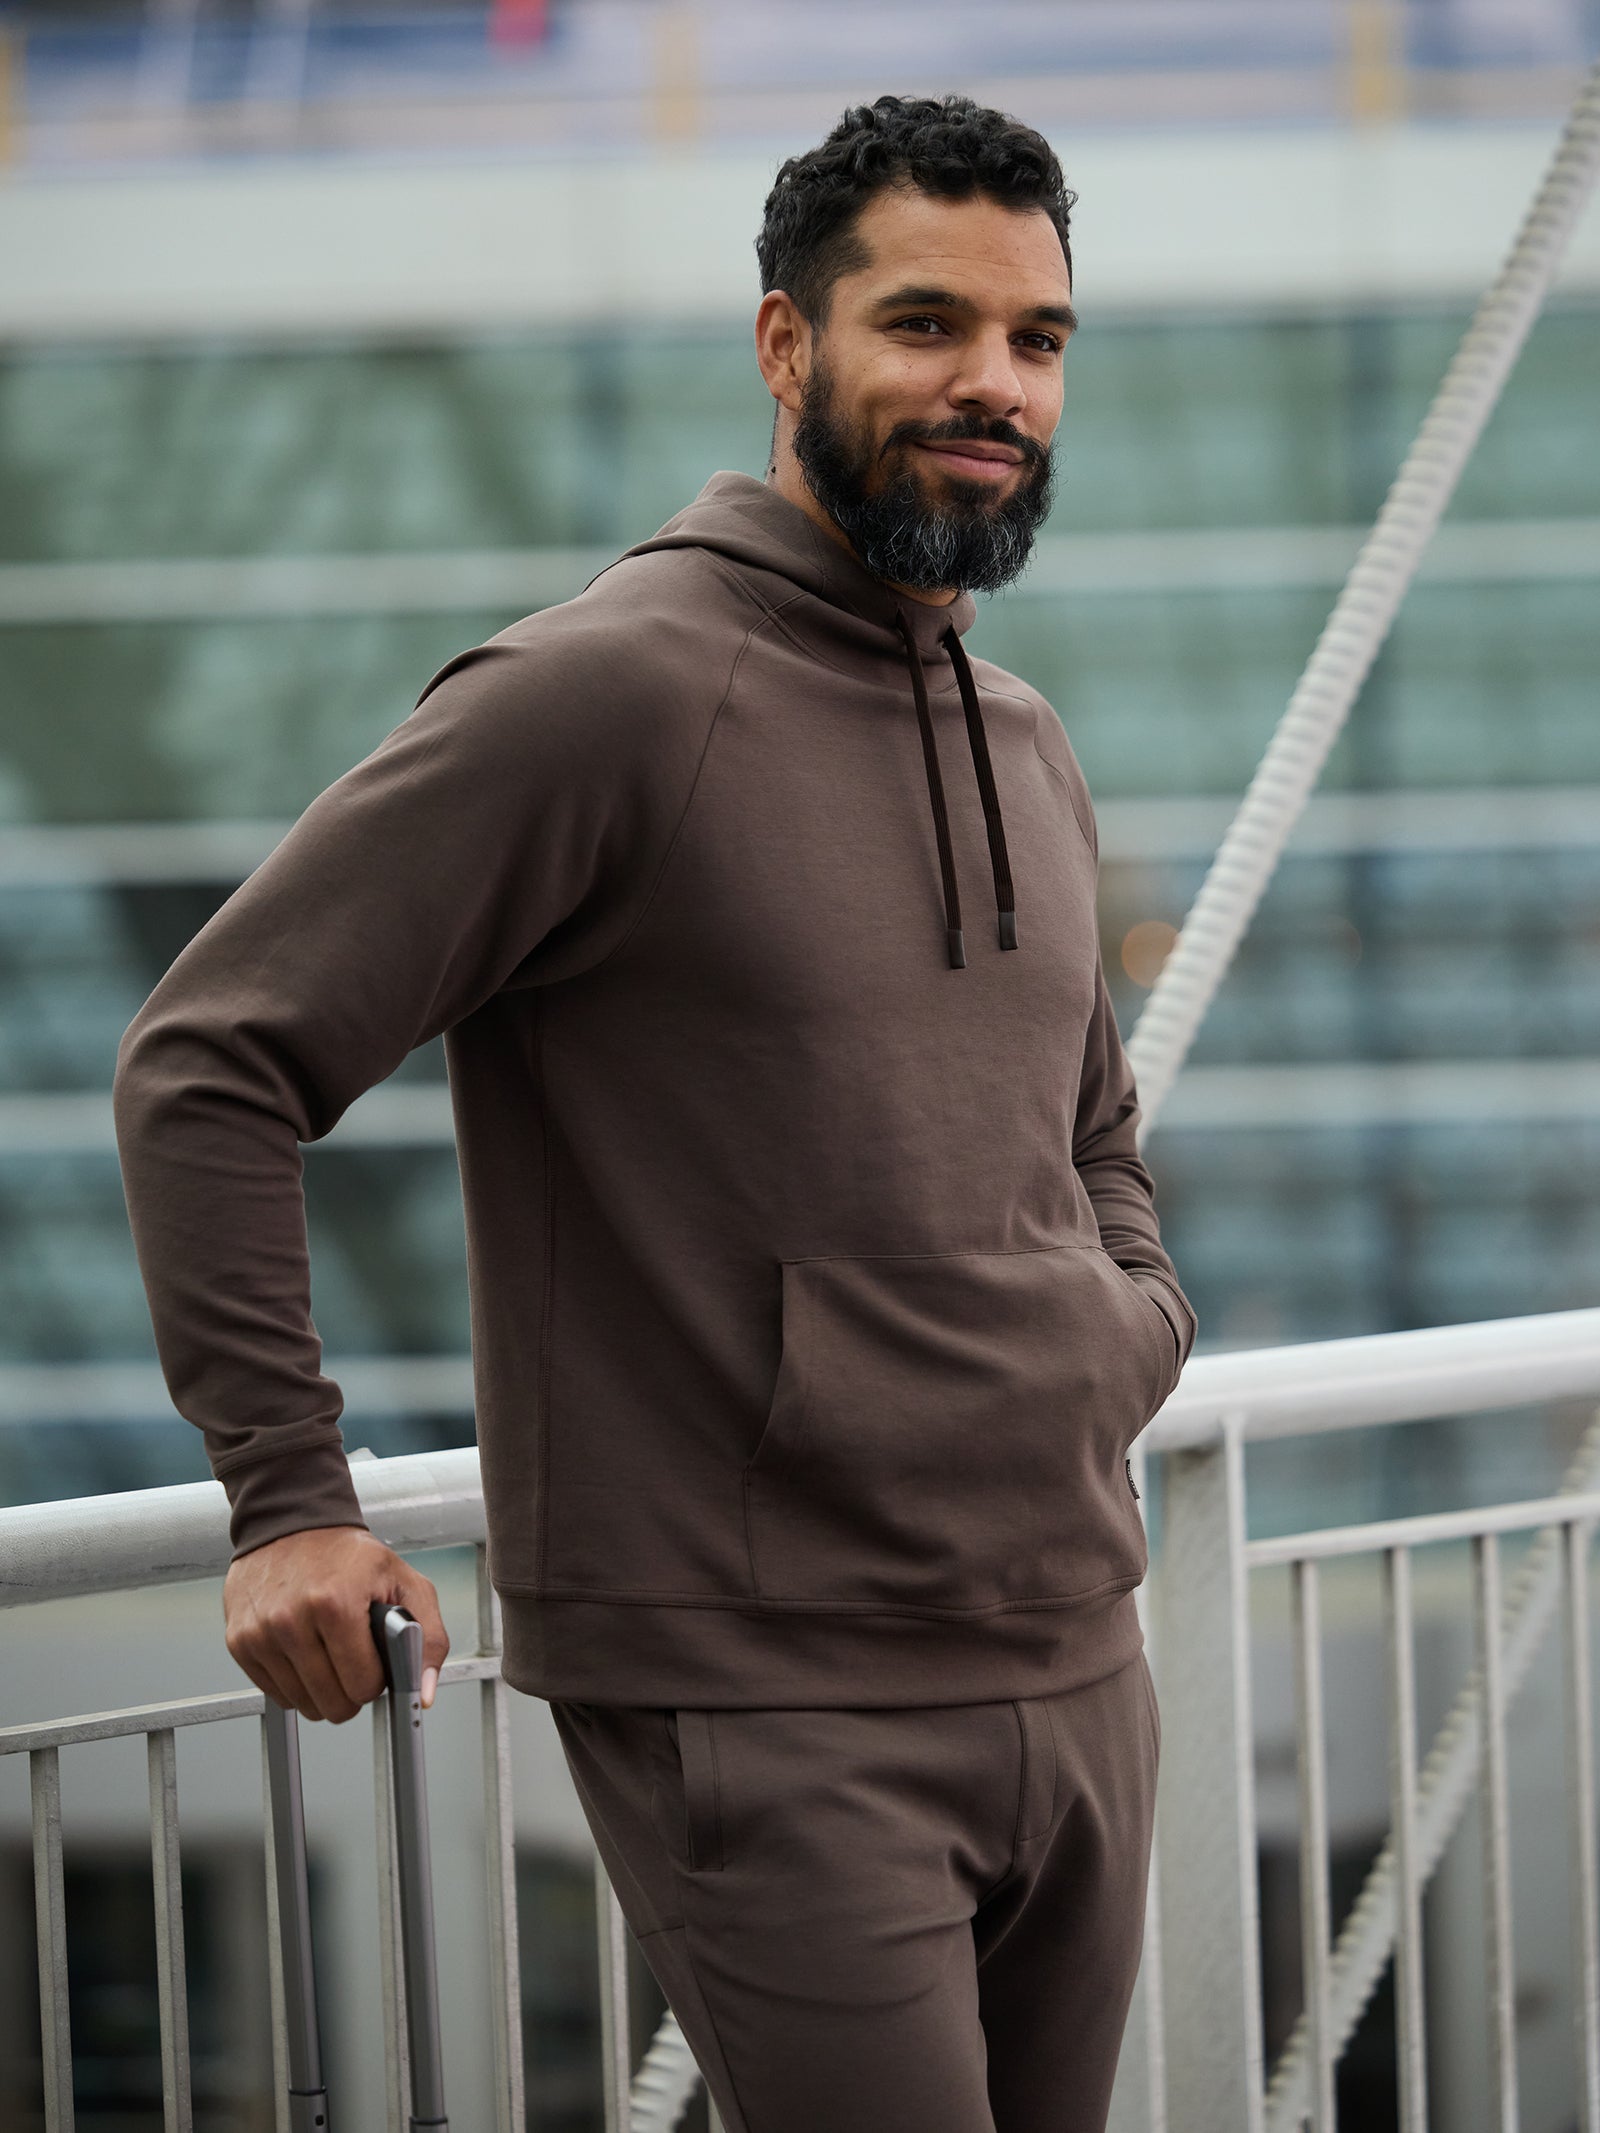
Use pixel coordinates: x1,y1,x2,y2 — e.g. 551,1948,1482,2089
945,329,1026,421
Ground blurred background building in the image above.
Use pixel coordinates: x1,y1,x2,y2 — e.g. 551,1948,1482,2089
0,2,1597,2127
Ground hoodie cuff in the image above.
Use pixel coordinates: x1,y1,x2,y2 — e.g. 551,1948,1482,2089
219,1439,371,1559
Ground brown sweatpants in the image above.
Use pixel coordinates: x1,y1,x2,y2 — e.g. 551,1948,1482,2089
548,1647,1159,2133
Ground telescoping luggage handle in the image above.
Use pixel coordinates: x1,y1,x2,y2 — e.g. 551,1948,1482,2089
371,1600,451,2133
262,1603,450,2133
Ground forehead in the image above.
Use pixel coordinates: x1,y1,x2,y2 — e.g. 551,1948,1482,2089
837,185,1071,310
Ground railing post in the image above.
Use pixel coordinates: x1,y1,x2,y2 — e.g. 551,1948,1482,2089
30,1745,74,2133
1564,1519,1600,2132
147,1728,193,2133
476,1547,527,2133
1153,1411,1265,2133
1109,1450,1167,2133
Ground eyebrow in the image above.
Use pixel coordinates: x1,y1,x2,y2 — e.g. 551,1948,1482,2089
872,284,1079,335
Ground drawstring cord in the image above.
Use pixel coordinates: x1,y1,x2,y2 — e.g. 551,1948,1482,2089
894,610,1020,969
945,627,1019,953
896,614,967,969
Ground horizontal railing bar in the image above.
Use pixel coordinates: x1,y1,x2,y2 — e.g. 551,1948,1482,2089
0,1652,501,1754
1246,1488,1600,1568
1149,1305,1600,1451
2,1687,264,1755
0,1443,485,1609
3,1312,1598,1608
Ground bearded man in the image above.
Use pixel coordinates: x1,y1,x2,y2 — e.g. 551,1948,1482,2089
115,92,1195,2133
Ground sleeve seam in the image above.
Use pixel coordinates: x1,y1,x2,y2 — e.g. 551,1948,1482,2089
1030,736,1097,859
574,592,807,984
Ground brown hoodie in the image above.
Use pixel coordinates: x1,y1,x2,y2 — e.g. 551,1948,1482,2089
113,469,1196,1709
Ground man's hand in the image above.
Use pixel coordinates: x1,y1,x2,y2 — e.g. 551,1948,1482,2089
223,1526,450,1724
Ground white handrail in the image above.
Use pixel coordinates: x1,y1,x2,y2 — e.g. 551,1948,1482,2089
1148,1304,1600,1450
4,1308,1598,1612
0,1444,484,1611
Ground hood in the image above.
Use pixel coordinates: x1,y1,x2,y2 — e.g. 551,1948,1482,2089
616,471,1017,969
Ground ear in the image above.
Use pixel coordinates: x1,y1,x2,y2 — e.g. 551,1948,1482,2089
754,290,811,417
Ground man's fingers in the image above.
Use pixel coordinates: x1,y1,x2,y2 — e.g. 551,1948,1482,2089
228,1635,309,1721
230,1645,290,1710
316,1590,389,1715
275,1621,362,1725
232,1602,365,1724
220,1533,450,1720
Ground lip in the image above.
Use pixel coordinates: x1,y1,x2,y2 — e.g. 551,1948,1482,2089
914,441,1024,482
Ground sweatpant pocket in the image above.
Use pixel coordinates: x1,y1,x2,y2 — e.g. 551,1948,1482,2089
669,1708,725,1873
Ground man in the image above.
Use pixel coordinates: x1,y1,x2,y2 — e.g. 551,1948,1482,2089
115,93,1195,2133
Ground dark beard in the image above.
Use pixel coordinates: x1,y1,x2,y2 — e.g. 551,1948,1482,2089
791,359,1056,596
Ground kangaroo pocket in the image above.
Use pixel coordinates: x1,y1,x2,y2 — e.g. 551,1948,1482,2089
742,1243,1172,1612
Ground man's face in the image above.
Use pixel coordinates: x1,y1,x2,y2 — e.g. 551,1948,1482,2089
788,185,1073,595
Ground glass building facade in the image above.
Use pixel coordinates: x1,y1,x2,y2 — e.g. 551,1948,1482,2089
2,297,1596,1510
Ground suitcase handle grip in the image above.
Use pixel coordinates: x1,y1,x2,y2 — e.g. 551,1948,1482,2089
370,1600,424,1700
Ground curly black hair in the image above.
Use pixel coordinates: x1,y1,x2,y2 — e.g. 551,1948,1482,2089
756,94,1076,328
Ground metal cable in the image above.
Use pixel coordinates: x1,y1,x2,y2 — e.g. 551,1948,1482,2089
629,2006,703,2133
1128,58,1600,1142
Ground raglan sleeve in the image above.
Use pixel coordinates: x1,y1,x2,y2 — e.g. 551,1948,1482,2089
112,632,680,1558
1068,775,1198,1395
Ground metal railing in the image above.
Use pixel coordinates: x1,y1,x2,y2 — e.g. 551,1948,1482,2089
4,1302,1600,2130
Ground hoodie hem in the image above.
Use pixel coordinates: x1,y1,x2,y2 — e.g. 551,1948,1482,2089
498,1581,1145,1709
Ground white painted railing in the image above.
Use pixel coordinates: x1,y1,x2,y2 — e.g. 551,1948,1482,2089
4,1304,1600,2131
1135,1306,1600,2133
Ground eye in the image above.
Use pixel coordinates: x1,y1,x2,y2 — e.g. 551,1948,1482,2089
890,315,948,336
1017,332,1064,355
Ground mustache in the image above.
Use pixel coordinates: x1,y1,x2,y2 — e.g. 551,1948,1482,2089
879,414,1050,472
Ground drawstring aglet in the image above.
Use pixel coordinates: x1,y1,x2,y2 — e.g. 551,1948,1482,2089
947,927,967,969
998,911,1018,951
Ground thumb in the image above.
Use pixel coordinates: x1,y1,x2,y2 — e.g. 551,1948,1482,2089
397,1569,450,1709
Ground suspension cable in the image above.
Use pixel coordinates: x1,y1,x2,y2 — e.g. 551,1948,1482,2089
1128,59,1600,1143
